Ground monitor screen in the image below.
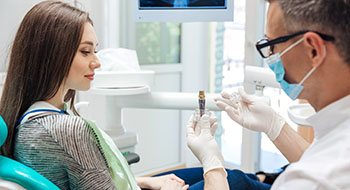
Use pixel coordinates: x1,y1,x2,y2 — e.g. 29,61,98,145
135,0,233,22
140,0,226,9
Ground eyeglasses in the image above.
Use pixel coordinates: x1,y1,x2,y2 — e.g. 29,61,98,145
255,30,335,58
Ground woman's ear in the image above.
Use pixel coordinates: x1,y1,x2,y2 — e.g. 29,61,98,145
303,32,327,67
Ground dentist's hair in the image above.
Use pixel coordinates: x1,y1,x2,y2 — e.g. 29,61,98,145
0,0,92,157
269,0,350,65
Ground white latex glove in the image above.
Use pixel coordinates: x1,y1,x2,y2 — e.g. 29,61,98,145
214,88,285,141
187,113,226,175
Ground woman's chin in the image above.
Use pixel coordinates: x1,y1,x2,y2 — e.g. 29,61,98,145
76,85,91,91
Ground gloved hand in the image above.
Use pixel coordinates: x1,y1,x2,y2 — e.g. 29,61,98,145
187,112,226,175
214,88,285,141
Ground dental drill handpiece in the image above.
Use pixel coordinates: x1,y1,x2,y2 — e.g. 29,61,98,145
198,90,206,117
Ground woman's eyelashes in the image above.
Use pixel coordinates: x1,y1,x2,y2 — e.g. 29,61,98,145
80,49,98,56
81,50,90,56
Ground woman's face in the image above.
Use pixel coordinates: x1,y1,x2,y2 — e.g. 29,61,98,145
66,22,100,91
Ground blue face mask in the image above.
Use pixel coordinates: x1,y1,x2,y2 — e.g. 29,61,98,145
264,38,319,100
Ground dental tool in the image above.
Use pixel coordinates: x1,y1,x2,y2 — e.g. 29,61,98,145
198,90,206,117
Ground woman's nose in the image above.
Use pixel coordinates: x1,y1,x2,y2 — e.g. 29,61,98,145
91,58,101,69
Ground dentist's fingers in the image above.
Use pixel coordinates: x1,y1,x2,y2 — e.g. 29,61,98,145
182,184,189,190
238,88,254,104
215,101,227,111
187,125,195,136
216,101,242,124
196,115,212,136
215,99,239,110
221,91,233,99
215,95,238,107
238,89,269,105
215,100,239,111
224,105,242,124
197,115,210,129
186,115,195,136
215,96,230,105
210,122,218,136
222,91,241,103
208,111,217,124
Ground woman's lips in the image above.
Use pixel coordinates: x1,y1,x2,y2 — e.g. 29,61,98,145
85,74,94,80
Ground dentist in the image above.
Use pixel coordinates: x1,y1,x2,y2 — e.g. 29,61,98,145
214,0,350,189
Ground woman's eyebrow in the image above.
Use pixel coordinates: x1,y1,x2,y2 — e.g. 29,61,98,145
80,41,99,46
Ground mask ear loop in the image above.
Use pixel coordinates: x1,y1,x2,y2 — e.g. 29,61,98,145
298,45,327,85
280,38,304,57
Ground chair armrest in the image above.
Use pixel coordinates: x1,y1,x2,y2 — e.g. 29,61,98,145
122,151,140,165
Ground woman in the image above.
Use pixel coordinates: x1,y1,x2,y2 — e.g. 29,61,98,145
0,1,187,189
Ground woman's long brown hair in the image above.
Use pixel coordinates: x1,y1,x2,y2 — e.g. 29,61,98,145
0,0,92,157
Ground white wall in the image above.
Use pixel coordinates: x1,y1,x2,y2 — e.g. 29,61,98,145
78,0,119,49
0,0,43,71
0,0,105,69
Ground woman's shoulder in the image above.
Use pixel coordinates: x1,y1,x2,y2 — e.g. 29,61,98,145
19,113,106,161
30,114,88,131
20,114,95,144
15,114,112,189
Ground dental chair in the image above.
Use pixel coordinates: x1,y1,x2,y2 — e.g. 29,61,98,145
0,116,60,190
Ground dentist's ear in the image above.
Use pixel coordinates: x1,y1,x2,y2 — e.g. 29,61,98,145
303,32,327,67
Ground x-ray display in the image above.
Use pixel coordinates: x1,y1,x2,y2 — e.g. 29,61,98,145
140,0,226,9
137,0,232,22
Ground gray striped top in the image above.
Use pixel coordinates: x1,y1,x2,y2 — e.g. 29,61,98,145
14,114,117,190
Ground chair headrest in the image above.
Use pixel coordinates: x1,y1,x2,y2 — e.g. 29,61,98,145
0,116,8,147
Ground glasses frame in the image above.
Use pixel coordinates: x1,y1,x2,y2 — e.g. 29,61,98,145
255,30,335,58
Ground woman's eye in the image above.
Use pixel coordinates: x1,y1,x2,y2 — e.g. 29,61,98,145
81,51,90,55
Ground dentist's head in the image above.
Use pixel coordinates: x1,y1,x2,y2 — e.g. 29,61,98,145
0,0,99,157
257,0,350,109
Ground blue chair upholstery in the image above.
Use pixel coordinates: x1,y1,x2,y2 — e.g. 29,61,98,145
0,116,60,190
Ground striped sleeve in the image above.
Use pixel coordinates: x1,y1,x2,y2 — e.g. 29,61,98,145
14,114,116,190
